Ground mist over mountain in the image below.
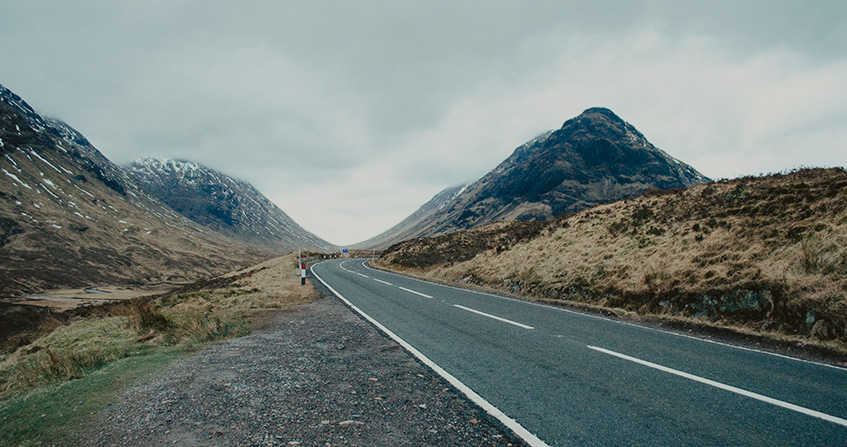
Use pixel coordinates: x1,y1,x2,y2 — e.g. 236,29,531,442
358,107,708,249
125,158,337,253
0,84,268,296
351,183,469,250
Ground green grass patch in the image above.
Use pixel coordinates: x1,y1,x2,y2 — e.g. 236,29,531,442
0,253,312,446
0,346,188,447
0,309,250,447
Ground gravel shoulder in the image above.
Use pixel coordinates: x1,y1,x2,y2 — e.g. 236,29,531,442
75,291,526,446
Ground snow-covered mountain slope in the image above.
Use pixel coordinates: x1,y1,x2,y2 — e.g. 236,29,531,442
0,83,267,297
125,158,337,253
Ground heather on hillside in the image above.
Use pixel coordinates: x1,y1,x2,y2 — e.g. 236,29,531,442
379,168,847,347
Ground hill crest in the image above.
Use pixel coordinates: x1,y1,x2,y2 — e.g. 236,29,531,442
0,84,267,296
125,157,337,253
357,107,707,248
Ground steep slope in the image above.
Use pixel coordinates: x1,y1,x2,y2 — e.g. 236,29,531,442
0,84,267,297
379,168,847,346
361,107,707,248
125,158,337,253
350,183,469,250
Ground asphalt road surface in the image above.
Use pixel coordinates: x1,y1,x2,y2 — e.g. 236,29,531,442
311,259,847,447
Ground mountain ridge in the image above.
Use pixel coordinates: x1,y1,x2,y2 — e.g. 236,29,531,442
350,183,469,250
125,157,337,253
0,84,268,296
356,107,708,249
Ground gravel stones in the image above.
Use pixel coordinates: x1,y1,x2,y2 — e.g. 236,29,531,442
77,296,524,446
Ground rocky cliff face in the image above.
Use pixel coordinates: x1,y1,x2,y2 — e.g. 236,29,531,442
359,107,708,248
125,158,337,253
0,84,266,296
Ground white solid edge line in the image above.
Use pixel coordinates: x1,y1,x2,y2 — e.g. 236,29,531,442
587,345,847,428
454,304,535,330
312,262,551,447
398,286,433,299
361,261,847,372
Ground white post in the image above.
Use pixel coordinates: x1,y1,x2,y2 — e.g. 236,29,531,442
299,248,305,285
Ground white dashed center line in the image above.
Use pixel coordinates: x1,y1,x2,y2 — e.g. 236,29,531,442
454,304,534,330
399,286,433,299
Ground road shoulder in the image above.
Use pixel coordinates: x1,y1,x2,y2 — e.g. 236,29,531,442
77,295,525,446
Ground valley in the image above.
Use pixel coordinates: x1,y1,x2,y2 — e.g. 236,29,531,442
1,82,844,446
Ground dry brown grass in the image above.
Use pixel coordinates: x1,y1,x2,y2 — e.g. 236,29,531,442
0,253,315,399
380,168,847,349
160,254,318,314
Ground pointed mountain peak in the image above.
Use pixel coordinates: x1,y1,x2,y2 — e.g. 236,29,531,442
562,106,628,131
362,107,709,247
578,106,622,120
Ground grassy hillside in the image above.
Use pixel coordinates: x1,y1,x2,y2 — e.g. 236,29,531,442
0,254,316,446
379,168,847,349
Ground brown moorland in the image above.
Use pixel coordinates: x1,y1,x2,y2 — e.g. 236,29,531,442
0,253,316,399
378,168,847,353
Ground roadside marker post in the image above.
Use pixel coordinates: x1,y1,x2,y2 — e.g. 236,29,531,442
299,248,305,285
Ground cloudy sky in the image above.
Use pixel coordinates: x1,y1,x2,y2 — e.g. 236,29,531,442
2,1,845,245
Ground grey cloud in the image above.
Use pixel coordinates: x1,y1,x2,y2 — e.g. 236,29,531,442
2,1,845,244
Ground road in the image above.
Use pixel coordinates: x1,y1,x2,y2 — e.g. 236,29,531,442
311,259,847,446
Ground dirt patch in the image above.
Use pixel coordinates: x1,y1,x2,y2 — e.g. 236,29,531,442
3,284,180,311
76,295,525,447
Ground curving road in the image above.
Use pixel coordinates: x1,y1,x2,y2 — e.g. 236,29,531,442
311,259,847,446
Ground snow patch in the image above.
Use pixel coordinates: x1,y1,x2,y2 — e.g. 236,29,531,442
75,185,95,197
39,184,59,199
3,169,31,189
438,183,469,210
4,154,21,172
30,150,64,173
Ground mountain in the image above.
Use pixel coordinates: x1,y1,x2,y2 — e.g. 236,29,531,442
0,84,267,297
125,158,337,253
378,168,847,345
360,107,708,249
351,183,469,250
